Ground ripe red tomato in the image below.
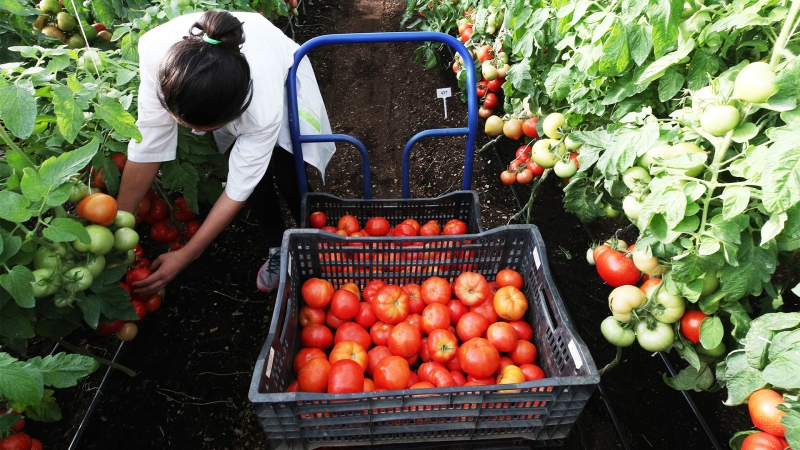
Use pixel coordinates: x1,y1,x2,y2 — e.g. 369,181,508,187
328,359,364,393
302,278,334,309
476,44,493,63
145,197,169,223
453,272,489,306
0,434,32,450
373,285,410,324
486,322,518,352
367,345,393,378
516,169,534,184
363,378,376,392
451,371,467,386
321,226,338,233
337,214,360,233
182,220,201,240
150,219,180,243
459,337,501,379
680,310,707,344
293,347,326,374
144,294,161,312
741,432,788,450
456,312,489,342
515,145,532,163
91,23,108,32
126,268,151,286
443,219,467,235
309,211,327,229
428,366,457,387
595,248,641,287
353,302,378,329
487,77,504,93
299,306,326,327
388,322,422,358
748,389,786,437
483,93,499,110
402,284,425,314
508,320,533,341
374,356,411,390
470,296,500,323
446,299,468,325
286,380,300,392
421,303,451,334
500,170,517,186
418,361,447,383
130,300,146,322
370,322,394,346
330,289,360,320
334,322,371,350
509,340,537,366
427,329,458,363
326,308,348,329
297,357,331,392
419,337,432,362
109,152,126,173
421,276,451,305
403,313,423,334
419,220,441,236
526,162,545,176
362,280,386,304
494,286,528,321
365,216,391,236
169,239,185,251
411,381,436,389
522,117,539,138
1,410,24,433
300,323,333,349
76,193,117,226
329,340,368,372
172,197,196,222
520,363,546,381
476,82,488,98
96,319,124,335
392,223,417,237
496,268,523,289
460,26,473,43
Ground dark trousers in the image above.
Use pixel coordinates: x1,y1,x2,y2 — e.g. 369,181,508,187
244,146,306,249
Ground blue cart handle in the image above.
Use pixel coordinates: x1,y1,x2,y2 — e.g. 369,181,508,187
287,31,479,199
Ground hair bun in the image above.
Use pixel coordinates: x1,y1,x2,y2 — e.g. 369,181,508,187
190,10,245,51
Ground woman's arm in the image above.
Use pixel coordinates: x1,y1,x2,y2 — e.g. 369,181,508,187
130,191,245,296
117,161,162,214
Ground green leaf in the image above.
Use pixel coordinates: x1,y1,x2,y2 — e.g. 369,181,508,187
42,218,90,244
770,329,800,362
761,127,800,214
89,265,126,291
37,137,99,191
0,84,36,139
160,161,200,206
674,339,701,370
28,353,99,388
626,22,652,66
10,389,61,422
0,302,36,339
508,58,537,96
96,285,140,322
732,122,759,143
658,68,684,102
0,411,23,434
562,176,606,222
598,21,629,77
761,212,786,246
720,233,777,302
637,37,695,85
0,0,38,15
650,0,682,58
52,86,84,144
723,350,766,405
94,97,142,142
663,363,715,391
0,266,35,308
699,316,723,349
745,313,800,369
686,50,718,91
658,187,687,228
763,346,800,389
0,191,33,222
721,185,751,220
0,353,44,405
544,64,572,101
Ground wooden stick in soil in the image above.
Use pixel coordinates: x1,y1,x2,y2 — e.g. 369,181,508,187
56,338,138,377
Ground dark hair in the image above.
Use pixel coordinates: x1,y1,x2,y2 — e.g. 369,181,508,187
157,10,253,129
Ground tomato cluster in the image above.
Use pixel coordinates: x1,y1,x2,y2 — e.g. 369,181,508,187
32,0,111,49
308,212,469,238
136,190,202,250
0,410,42,450
288,269,547,395
739,389,789,450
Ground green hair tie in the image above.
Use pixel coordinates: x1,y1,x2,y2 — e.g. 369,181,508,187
202,33,221,45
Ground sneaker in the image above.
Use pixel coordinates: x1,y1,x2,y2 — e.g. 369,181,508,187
256,247,282,292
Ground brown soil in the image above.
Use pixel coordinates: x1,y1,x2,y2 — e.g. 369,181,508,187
26,0,796,449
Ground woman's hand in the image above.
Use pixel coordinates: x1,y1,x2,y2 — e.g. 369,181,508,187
131,247,195,296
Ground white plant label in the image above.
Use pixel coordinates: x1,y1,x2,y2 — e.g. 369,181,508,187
437,88,452,118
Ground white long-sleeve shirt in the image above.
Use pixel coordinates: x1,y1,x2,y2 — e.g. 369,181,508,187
127,11,335,201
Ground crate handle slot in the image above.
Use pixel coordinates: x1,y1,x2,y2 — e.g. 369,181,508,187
537,286,557,332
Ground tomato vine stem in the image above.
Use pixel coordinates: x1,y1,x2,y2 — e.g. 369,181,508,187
770,0,800,69
598,345,622,376
56,338,138,377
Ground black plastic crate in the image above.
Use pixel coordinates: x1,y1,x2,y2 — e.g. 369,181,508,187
248,225,599,449
299,190,483,233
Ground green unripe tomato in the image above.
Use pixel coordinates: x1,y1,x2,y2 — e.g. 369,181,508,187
481,60,498,81
600,316,636,347
56,11,77,31
33,15,48,30
82,22,98,41
531,139,559,168
123,249,136,265
664,143,707,177
637,144,669,170
622,166,652,192
85,224,115,255
67,34,86,49
623,195,643,221
114,211,136,229
604,203,621,218
33,244,67,270
564,135,582,151
79,50,104,73
695,341,726,358
62,266,94,292
701,275,720,296
85,254,106,278
700,105,740,136
542,112,565,139
68,182,89,202
38,0,62,14
635,320,675,352
32,268,61,298
553,159,578,178
484,115,504,137
733,62,777,104
113,227,139,252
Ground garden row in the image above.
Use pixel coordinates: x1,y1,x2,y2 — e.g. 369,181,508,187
403,0,800,448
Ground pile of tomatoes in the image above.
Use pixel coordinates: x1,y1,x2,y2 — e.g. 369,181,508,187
288,269,547,395
0,411,42,450
739,389,790,450
308,212,469,237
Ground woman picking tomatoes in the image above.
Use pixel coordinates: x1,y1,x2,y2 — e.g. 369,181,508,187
117,10,335,296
